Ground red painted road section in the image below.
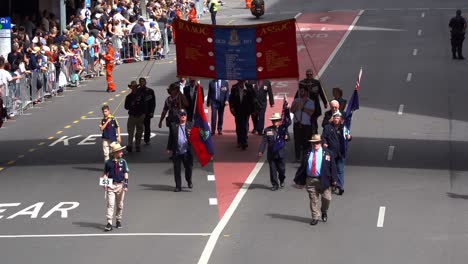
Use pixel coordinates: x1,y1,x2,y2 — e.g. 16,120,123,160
211,11,360,219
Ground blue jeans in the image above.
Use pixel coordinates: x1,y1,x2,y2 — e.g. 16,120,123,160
336,157,345,189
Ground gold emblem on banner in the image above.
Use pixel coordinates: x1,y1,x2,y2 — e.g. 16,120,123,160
228,29,240,46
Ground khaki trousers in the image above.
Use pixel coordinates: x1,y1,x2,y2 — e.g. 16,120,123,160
106,183,125,224
127,114,145,147
306,177,331,220
102,139,112,161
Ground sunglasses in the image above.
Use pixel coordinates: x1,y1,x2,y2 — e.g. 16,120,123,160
179,113,187,116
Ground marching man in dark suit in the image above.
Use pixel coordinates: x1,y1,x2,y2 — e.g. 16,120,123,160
229,80,256,150
294,134,338,226
249,79,274,135
207,79,229,135
258,113,289,191
183,79,204,122
166,109,193,192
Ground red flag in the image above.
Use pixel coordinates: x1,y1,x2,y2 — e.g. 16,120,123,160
189,84,214,167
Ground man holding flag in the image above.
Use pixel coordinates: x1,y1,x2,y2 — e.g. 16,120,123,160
189,83,215,167
258,98,291,191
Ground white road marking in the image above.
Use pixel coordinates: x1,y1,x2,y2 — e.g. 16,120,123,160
406,73,412,82
387,146,395,161
321,27,326,31
413,49,418,56
317,10,364,78
207,175,216,181
417,29,422,36
0,233,211,238
377,206,386,227
294,12,302,19
421,12,425,18
397,104,404,115
319,16,331,22
209,198,218,205
197,156,266,264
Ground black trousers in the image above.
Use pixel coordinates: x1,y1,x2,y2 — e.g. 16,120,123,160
173,152,193,188
268,157,286,187
251,107,266,134
211,11,217,25
451,36,465,58
235,113,249,146
293,123,312,160
144,116,152,143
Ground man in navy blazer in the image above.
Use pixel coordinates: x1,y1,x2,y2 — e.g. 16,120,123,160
183,79,204,122
207,79,229,135
294,134,338,226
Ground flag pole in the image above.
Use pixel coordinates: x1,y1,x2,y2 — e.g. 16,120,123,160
192,83,200,124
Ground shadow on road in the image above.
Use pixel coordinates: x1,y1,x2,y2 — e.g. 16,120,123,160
72,221,105,231
446,192,468,200
140,184,174,192
265,213,310,224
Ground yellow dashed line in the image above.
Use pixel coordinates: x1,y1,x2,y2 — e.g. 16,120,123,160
102,102,108,105
38,142,45,146
18,155,25,158
7,160,16,165
64,125,71,129
223,234,230,237
0,167,3,172
109,98,114,101
121,91,126,94
88,111,94,114
81,116,87,119
48,136,55,140
56,131,63,135
73,120,79,124
115,94,120,97
28,148,36,152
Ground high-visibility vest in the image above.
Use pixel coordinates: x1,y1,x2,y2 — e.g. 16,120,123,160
210,0,219,12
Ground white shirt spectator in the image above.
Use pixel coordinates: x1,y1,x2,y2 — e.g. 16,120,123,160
80,8,91,20
0,69,13,97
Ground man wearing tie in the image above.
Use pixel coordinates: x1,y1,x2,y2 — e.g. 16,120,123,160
249,79,274,135
207,79,229,135
294,134,337,226
183,79,204,122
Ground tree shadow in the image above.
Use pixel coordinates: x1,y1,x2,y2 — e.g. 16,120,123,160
233,182,271,190
447,192,468,200
266,213,310,224
72,221,105,231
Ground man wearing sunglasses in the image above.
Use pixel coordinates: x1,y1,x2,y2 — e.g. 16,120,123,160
294,134,337,226
167,109,193,192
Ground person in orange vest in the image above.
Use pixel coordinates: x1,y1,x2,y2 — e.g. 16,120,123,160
172,3,183,44
102,40,116,92
246,0,252,8
188,2,198,23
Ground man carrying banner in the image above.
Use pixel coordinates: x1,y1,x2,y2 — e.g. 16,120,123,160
167,109,193,192
229,80,256,150
249,79,274,136
207,79,230,135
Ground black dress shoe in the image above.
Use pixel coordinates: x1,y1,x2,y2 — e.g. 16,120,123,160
321,212,328,222
211,132,215,136
338,188,344,195
188,182,193,189
271,185,279,191
459,56,465,60
218,131,223,135
310,219,318,225
174,187,182,192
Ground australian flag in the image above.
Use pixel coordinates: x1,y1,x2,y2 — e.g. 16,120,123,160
189,84,214,167
343,68,361,158
272,97,292,153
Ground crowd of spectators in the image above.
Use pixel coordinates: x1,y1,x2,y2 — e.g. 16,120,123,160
1,0,214,125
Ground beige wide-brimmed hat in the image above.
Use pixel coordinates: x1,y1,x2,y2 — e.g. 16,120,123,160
110,142,126,153
308,134,322,143
269,113,282,120
128,80,138,88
